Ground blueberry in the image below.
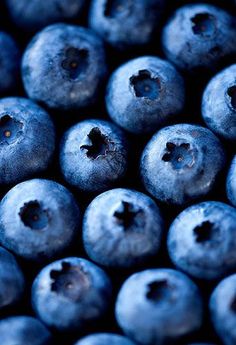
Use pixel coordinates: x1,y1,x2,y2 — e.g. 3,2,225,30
115,268,203,344
60,119,128,193
106,56,185,134
83,188,163,268
22,23,107,110
227,155,236,207
202,64,236,141
6,0,85,31
89,0,165,49
0,246,25,309
0,32,20,94
0,179,80,262
0,97,55,185
210,273,236,345
0,315,52,345
140,124,226,205
32,257,112,332
74,333,136,345
168,201,236,280
162,4,236,71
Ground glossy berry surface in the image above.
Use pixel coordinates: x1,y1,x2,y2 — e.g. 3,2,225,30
83,188,163,268
227,155,236,207
140,124,226,205
60,119,128,193
0,97,55,185
0,179,80,261
115,268,203,344
0,316,52,345
22,23,107,110
32,257,112,331
210,274,236,345
202,64,236,141
106,56,185,134
74,333,136,345
162,4,236,71
168,201,236,280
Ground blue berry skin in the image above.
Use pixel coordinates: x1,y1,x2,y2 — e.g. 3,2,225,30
74,333,136,345
32,257,112,332
89,0,165,50
210,274,236,345
202,64,236,141
168,201,236,280
140,124,226,205
22,24,107,110
83,188,163,268
162,4,236,71
0,32,20,94
0,246,25,309
0,179,80,262
106,56,185,135
227,156,236,207
115,268,203,345
60,119,128,193
0,97,55,185
6,0,85,31
0,316,52,345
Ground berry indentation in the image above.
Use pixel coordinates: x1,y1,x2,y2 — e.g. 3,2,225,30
19,201,49,230
114,201,141,228
0,115,23,145
194,221,214,243
130,70,161,100
80,127,110,159
61,47,89,79
227,86,236,109
50,261,90,301
104,0,132,18
146,280,170,302
191,13,216,36
162,142,194,170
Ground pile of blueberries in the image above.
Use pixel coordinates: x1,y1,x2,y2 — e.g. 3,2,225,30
0,0,236,344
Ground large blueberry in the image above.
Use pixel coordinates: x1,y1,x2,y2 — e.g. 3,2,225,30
60,119,128,193
22,24,107,110
115,268,203,344
162,4,236,71
83,188,163,268
227,155,236,207
140,124,226,205
106,56,185,134
0,316,52,345
0,246,25,309
74,333,136,345
32,257,112,332
6,0,85,31
89,0,165,49
210,274,236,345
202,64,236,141
0,179,80,262
0,97,55,185
0,32,20,94
168,201,236,280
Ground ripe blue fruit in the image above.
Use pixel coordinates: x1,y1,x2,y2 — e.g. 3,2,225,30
22,23,107,110
0,179,80,262
210,273,236,345
202,64,236,141
32,257,112,332
106,56,185,134
74,333,136,345
0,97,55,185
115,268,203,344
83,188,163,268
60,119,128,193
140,124,226,205
168,201,236,280
226,155,236,207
